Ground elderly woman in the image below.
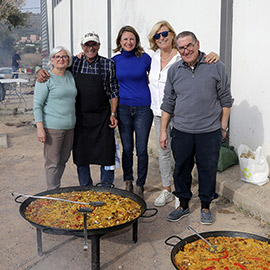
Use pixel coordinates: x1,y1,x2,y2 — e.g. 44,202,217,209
33,46,77,190
148,21,219,207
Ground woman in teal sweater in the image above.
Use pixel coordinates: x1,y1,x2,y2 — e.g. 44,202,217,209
34,46,77,190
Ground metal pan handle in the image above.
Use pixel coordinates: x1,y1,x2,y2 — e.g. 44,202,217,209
165,235,183,247
95,183,115,188
12,193,24,204
141,207,158,218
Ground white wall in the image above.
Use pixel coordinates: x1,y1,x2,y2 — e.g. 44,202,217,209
230,0,270,162
54,0,71,49
111,0,221,56
72,0,108,56
50,0,221,57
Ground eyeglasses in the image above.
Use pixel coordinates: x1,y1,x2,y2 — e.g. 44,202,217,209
178,42,196,53
54,55,69,61
83,43,99,49
153,31,170,40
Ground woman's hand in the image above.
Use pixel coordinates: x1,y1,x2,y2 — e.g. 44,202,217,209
159,130,168,150
36,122,46,143
205,52,219,64
76,52,84,59
37,69,50,83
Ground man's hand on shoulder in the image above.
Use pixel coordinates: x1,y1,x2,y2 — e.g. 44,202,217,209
36,69,50,83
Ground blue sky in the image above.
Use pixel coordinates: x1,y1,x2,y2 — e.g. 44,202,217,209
21,0,40,13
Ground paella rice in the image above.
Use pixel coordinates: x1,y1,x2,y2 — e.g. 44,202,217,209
25,190,141,230
175,236,270,269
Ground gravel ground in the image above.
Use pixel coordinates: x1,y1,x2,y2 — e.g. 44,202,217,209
1,89,270,270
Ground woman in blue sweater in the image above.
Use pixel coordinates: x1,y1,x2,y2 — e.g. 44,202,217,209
112,25,153,198
34,46,77,190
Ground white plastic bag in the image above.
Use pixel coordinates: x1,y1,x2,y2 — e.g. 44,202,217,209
237,144,269,186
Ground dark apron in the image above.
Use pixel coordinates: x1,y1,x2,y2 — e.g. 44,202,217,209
73,58,115,166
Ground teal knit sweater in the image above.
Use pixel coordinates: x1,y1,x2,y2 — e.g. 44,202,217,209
34,70,77,129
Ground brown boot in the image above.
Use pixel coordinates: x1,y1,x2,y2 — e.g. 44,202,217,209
125,180,133,192
134,185,144,199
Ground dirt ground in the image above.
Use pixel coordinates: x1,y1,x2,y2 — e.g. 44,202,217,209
1,88,270,270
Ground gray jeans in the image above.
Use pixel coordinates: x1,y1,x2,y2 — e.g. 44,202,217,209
154,116,174,188
44,128,74,190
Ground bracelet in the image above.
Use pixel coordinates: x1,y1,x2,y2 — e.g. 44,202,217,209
221,127,228,132
111,113,117,117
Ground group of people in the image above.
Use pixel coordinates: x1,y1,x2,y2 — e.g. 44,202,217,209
34,20,232,225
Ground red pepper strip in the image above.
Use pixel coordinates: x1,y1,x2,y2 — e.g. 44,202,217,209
257,267,269,270
224,267,229,270
234,263,248,270
206,258,220,261
246,257,264,261
220,250,228,259
202,267,216,270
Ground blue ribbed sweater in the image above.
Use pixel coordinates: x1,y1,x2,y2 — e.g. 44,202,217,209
112,50,151,106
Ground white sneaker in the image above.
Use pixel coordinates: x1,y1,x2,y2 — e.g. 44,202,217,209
154,190,173,207
175,196,180,209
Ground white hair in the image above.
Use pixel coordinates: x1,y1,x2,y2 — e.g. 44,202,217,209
47,46,73,68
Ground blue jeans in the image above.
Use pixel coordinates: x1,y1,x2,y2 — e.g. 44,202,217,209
77,165,114,187
118,104,153,186
171,128,222,203
12,66,19,79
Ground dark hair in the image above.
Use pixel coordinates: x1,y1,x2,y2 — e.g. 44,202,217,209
113,25,144,57
176,31,198,47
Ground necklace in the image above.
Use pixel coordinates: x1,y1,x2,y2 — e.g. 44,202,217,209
160,49,174,62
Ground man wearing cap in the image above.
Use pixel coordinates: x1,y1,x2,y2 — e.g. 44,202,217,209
37,31,119,186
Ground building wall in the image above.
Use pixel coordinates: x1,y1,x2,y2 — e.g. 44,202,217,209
111,0,221,56
45,0,270,163
48,0,221,58
230,0,270,163
54,0,71,48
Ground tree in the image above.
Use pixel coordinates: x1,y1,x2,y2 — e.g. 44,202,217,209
0,0,28,30
0,28,16,66
23,45,36,54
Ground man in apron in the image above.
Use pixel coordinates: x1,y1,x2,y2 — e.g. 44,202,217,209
37,31,119,186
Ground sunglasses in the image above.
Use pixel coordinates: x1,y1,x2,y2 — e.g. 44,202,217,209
153,31,170,40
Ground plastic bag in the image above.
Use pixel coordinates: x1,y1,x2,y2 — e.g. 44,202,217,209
217,142,238,172
237,144,269,186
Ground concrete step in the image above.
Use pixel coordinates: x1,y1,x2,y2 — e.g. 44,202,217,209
216,165,270,223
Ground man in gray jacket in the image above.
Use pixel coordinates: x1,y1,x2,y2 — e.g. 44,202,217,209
160,31,233,225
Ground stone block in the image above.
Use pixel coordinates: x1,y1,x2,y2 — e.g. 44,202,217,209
0,133,8,148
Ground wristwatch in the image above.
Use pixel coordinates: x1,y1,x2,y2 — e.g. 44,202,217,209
221,127,229,132
111,113,117,117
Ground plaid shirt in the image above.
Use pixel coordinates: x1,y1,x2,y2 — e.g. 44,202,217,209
71,55,118,99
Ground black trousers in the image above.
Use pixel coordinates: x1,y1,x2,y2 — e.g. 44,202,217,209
171,128,222,203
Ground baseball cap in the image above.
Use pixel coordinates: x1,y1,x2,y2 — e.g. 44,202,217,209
81,31,100,45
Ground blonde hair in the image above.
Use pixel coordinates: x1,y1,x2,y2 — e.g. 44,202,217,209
148,20,177,52
113,25,144,57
